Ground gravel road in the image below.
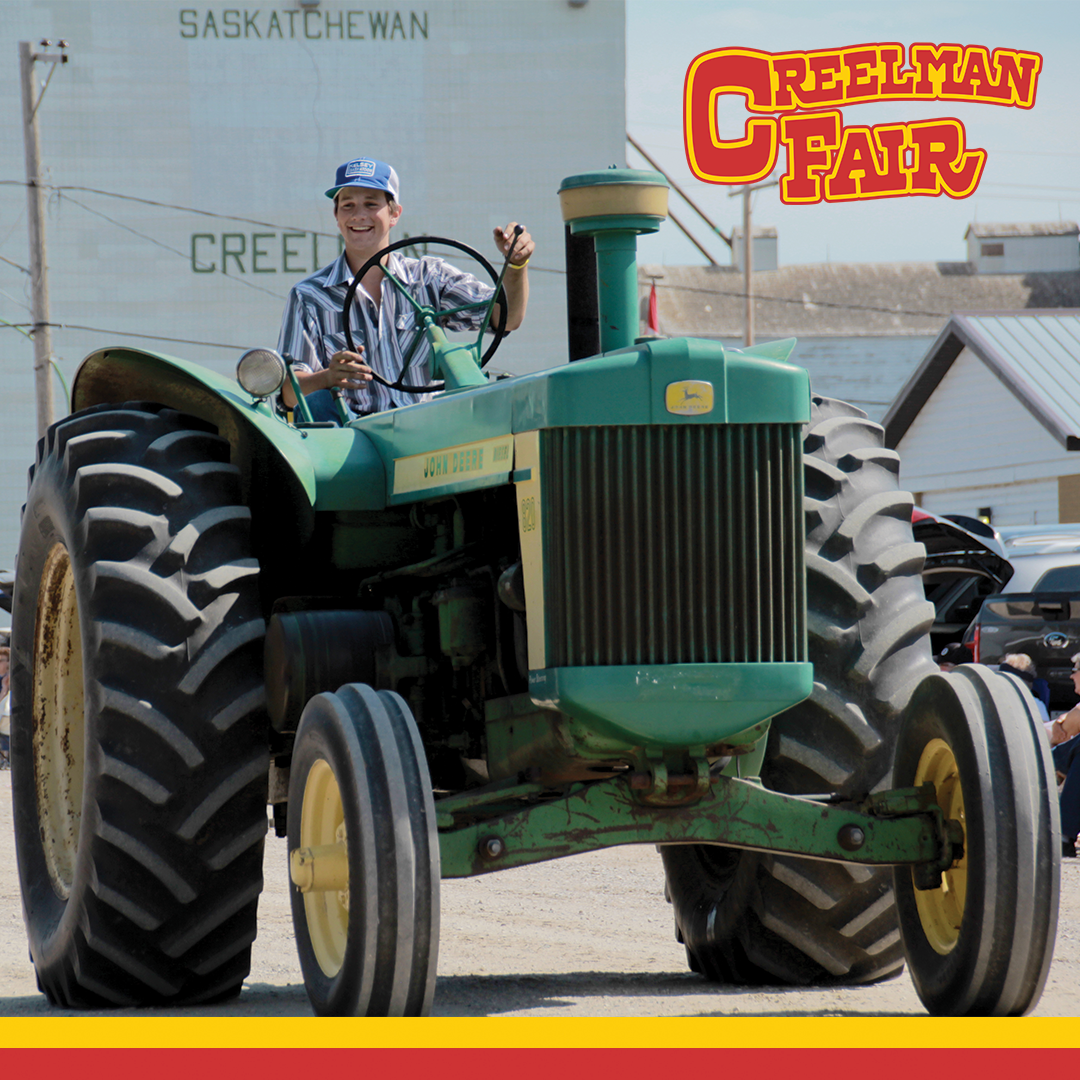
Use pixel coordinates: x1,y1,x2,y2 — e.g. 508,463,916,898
1,770,1077,1017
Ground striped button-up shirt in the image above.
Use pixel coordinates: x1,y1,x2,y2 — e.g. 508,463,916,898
277,250,496,414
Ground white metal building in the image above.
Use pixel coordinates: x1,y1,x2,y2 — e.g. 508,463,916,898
883,311,1080,525
965,222,1080,275
0,0,626,566
730,226,778,272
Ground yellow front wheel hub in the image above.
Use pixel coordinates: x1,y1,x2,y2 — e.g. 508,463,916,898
297,759,350,977
913,737,967,955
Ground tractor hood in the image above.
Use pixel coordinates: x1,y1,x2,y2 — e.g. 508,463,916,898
355,336,808,507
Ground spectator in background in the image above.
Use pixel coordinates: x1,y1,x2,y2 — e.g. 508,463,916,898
1048,654,1080,856
937,642,973,670
1051,657,1080,746
998,652,1051,723
0,634,9,769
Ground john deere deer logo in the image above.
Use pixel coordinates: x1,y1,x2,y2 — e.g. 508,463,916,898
665,380,714,416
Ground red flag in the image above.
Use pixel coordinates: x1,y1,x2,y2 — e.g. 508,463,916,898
647,281,659,334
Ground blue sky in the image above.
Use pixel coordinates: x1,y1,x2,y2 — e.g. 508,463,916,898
625,0,1080,267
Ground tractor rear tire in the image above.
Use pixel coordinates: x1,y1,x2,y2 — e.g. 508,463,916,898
289,683,440,1016
661,395,938,985
10,403,268,1007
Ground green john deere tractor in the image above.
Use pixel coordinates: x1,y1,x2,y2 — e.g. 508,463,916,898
9,170,1060,1016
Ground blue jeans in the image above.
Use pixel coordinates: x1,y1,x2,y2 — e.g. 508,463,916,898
299,389,353,423
1053,734,1080,839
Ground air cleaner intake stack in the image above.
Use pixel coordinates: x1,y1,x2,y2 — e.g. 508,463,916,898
559,169,669,356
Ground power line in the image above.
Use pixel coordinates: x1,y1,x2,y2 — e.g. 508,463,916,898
57,193,290,301
0,178,327,237
0,178,566,275
0,286,31,313
984,183,1080,194
1,320,250,350
972,194,1080,203
650,279,951,319
60,193,213,265
620,131,1080,161
0,253,29,274
1,179,1035,323
0,210,1004,328
993,150,1080,159
0,316,31,339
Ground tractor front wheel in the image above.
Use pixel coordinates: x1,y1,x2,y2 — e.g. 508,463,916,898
893,664,1059,1015
288,683,440,1016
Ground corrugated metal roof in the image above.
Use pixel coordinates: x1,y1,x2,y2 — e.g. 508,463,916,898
883,311,1080,450
964,222,1079,239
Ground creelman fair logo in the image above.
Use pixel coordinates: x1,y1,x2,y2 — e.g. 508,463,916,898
684,43,1042,204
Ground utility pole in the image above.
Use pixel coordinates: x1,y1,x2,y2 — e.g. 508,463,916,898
728,176,779,348
19,39,68,438
741,186,753,347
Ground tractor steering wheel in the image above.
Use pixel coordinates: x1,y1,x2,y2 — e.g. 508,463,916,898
341,236,509,393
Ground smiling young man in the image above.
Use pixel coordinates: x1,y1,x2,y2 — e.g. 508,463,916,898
278,157,534,419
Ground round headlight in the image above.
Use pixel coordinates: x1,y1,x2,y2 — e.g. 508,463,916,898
237,348,287,398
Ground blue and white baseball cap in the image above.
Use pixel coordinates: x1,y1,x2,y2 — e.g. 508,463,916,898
325,157,400,201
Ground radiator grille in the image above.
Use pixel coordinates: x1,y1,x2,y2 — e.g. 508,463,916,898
540,425,805,667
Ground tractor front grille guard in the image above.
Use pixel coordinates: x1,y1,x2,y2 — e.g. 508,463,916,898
541,424,807,667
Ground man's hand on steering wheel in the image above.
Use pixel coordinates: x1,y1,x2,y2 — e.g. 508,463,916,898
343,236,511,388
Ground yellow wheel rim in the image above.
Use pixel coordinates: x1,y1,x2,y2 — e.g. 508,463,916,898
32,543,86,900
913,737,967,955
300,759,350,977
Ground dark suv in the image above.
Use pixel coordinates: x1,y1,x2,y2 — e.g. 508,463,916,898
965,527,1080,706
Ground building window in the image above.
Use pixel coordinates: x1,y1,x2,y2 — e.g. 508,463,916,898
980,242,1005,257
1059,475,1080,523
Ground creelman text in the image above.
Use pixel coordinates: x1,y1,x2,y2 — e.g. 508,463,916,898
684,43,1042,204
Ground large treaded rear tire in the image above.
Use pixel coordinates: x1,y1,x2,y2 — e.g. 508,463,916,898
662,395,938,985
10,403,269,1007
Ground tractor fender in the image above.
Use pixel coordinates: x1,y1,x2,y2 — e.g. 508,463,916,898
72,347,387,514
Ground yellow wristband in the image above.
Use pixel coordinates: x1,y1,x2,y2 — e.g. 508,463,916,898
509,258,529,270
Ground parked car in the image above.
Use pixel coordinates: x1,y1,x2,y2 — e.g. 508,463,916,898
912,510,1080,706
912,510,1012,654
967,591,1080,706
963,526,1080,706
996,525,1080,578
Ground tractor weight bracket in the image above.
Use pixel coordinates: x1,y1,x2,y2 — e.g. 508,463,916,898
437,773,954,880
